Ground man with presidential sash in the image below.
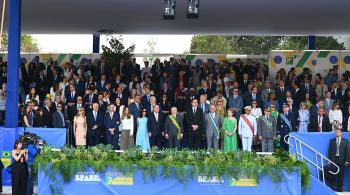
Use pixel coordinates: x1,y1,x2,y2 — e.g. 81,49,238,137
165,107,184,149
238,106,257,152
277,103,296,151
204,104,222,149
258,107,277,152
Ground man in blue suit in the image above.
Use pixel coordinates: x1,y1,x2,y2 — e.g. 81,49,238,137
129,95,143,142
147,105,165,148
87,103,104,147
243,86,262,108
104,103,120,149
96,74,107,93
277,104,296,151
229,89,243,119
310,99,325,118
141,87,152,110
198,95,210,114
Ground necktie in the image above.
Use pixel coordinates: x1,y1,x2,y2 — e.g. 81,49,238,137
147,95,150,102
267,116,269,120
253,94,256,100
202,104,205,113
193,108,196,114
318,117,321,132
281,87,284,93
268,89,270,93
336,138,340,156
234,95,237,99
59,112,65,127
110,112,113,119
90,95,92,103
155,113,158,122
71,92,74,99
94,112,97,120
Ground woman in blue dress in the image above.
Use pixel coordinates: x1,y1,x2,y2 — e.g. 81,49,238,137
136,109,151,151
298,102,310,133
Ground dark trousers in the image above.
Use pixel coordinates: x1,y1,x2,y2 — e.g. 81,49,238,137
0,168,2,192
188,129,201,149
332,157,345,191
27,165,34,195
88,133,100,147
168,136,180,149
12,162,28,195
106,129,119,150
150,134,162,148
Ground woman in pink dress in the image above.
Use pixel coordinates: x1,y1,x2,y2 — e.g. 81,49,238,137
74,107,87,146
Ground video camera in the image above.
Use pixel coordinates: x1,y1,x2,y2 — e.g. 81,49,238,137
20,132,46,150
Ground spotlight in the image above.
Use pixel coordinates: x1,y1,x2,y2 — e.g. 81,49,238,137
163,0,176,20
187,0,199,19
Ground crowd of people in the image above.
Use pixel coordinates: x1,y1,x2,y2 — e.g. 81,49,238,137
0,55,350,193
0,56,349,153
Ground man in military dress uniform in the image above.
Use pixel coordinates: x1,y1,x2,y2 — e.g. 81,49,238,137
277,104,296,151
257,107,277,152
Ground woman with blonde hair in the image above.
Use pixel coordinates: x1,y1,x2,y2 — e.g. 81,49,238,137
73,107,87,146
223,108,238,152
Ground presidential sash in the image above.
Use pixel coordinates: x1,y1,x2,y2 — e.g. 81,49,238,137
208,113,220,139
241,114,254,135
169,115,182,140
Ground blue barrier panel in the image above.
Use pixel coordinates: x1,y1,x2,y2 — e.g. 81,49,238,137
289,132,350,190
0,128,16,186
38,167,301,195
17,127,66,148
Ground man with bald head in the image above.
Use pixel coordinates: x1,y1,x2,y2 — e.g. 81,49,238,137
148,105,165,148
87,103,104,147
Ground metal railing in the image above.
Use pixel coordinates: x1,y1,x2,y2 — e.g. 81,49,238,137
284,134,339,185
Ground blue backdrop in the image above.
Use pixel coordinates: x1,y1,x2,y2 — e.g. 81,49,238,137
289,132,350,190
0,127,66,186
38,167,301,195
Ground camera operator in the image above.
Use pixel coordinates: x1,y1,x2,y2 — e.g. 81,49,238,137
26,136,41,195
11,139,28,195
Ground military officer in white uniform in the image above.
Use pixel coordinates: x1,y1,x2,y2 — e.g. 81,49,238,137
239,106,257,152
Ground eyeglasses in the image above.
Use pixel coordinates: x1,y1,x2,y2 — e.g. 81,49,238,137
252,103,257,104
57,106,62,108
78,99,82,101
234,91,238,92
218,100,223,102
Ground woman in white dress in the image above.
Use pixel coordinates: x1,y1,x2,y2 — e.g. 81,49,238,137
328,101,343,131
250,100,262,119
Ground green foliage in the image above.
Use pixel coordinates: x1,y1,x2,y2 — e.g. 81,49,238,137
190,35,345,54
0,34,40,53
101,35,135,66
34,145,310,194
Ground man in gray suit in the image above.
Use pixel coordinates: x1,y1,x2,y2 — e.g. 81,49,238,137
204,104,222,149
324,91,334,115
261,81,275,103
165,107,183,149
257,107,277,152
198,95,210,114
228,89,243,120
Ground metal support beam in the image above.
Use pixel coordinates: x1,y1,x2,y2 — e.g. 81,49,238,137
5,0,21,128
308,35,316,50
93,34,100,53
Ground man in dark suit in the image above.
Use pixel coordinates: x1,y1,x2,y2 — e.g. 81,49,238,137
141,87,152,109
97,58,111,79
197,80,213,100
185,98,204,149
310,99,325,118
110,85,128,106
228,89,244,120
97,93,108,113
104,104,120,149
129,57,141,80
87,103,104,147
42,97,53,128
65,84,79,107
68,96,85,123
129,95,143,142
308,107,332,132
116,58,129,81
328,129,350,192
148,105,164,148
96,74,107,94
243,86,262,108
52,103,67,128
343,105,350,132
331,82,342,101
165,107,183,149
275,80,289,111
159,82,174,105
301,77,314,100
238,73,250,94
277,104,296,151
84,87,98,112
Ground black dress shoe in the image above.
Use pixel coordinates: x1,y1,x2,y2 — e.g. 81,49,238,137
337,188,343,192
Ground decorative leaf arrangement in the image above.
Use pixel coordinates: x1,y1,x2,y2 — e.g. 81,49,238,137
34,145,310,195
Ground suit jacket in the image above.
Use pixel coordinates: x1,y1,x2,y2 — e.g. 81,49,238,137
104,112,120,130
128,63,141,79
243,93,262,108
165,114,183,138
52,111,67,128
141,95,151,109
97,62,111,78
301,84,315,98
308,116,332,132
228,95,243,116
147,112,165,136
310,104,320,118
257,116,277,139
324,98,335,114
198,102,210,114
42,106,53,128
68,103,86,122
129,102,143,119
197,88,213,100
87,110,104,136
331,88,342,101
110,92,128,106
96,80,107,94
84,94,98,105
328,137,350,165
261,88,275,103
65,91,79,104
159,89,174,104
204,113,222,138
277,113,296,135
343,115,350,132
185,107,204,131
275,86,289,104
